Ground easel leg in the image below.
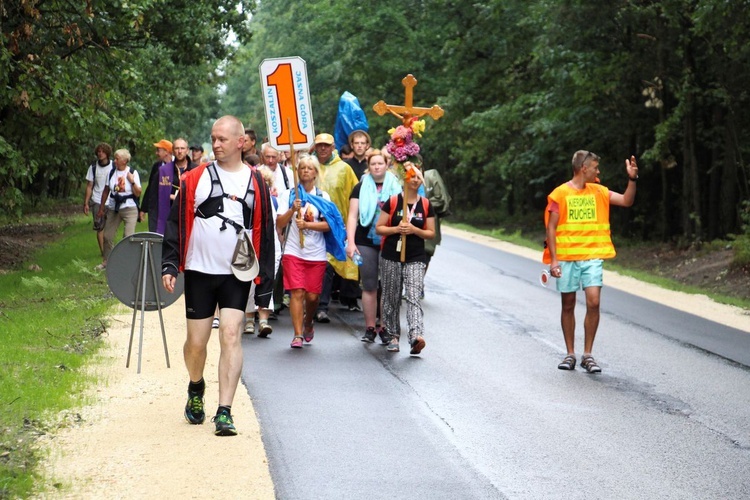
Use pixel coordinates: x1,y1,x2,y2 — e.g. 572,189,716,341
148,242,170,368
126,242,146,369
136,241,150,374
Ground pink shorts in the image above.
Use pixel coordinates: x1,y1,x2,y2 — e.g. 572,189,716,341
282,254,326,294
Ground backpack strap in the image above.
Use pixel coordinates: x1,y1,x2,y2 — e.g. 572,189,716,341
129,167,141,211
380,194,430,251
387,194,404,226
380,194,401,251
106,164,134,181
387,194,430,225
280,164,290,190
195,162,255,234
107,166,141,213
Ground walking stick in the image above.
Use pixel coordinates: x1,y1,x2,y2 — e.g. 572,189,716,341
287,118,304,248
400,178,407,262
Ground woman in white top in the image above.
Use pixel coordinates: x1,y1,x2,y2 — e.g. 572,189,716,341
97,149,142,270
277,154,331,348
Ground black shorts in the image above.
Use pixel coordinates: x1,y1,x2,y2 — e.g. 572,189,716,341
184,270,252,319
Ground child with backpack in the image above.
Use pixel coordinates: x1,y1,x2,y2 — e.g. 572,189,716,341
375,161,435,355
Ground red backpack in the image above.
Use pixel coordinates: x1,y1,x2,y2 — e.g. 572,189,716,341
380,194,431,250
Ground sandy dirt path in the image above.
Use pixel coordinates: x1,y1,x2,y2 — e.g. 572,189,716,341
38,300,275,499
37,227,749,498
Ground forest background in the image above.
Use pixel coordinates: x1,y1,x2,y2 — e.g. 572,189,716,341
3,0,750,265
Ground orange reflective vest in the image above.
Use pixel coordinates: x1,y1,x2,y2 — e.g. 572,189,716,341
543,182,615,263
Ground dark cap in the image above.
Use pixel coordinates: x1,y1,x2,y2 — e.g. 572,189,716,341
189,145,204,152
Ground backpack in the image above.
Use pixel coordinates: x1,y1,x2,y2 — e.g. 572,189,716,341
423,169,451,217
89,159,113,192
107,165,141,214
385,194,430,225
381,194,431,250
280,164,290,190
195,162,257,234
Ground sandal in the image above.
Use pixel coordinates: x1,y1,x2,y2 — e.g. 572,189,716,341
303,323,314,343
290,336,304,349
580,355,602,373
243,320,255,335
258,321,273,338
557,354,576,370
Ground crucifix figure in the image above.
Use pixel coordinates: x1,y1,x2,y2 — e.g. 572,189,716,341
373,74,444,261
373,74,444,125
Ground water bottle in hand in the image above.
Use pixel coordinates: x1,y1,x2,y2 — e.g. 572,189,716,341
352,251,363,266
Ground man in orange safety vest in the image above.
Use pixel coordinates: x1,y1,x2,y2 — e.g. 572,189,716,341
544,150,639,373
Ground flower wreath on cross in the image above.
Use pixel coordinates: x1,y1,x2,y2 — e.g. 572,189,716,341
386,116,426,182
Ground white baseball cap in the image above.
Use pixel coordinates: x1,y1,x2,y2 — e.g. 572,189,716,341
231,231,259,282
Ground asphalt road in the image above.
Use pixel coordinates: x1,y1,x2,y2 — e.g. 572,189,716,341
240,234,750,499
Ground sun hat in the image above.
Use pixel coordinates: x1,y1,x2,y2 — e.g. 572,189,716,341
231,231,259,282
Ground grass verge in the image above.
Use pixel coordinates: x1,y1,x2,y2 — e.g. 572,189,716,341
446,222,750,311
605,262,750,310
0,211,116,498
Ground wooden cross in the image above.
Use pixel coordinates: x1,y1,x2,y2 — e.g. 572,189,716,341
373,74,444,262
373,74,444,124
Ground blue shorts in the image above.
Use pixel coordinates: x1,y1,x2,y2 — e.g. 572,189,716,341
556,259,604,293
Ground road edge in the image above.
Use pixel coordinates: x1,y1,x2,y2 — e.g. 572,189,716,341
442,225,750,333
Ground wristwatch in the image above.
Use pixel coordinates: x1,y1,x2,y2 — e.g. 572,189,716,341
628,175,639,182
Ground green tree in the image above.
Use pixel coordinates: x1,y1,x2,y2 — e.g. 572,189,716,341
10,0,750,243
0,0,256,215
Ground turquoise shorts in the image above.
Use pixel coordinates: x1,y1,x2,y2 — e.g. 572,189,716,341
556,259,604,293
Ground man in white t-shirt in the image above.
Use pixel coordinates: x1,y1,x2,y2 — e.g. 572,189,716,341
83,142,114,257
258,142,295,197
161,115,275,437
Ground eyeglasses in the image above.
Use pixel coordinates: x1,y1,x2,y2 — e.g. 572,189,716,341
581,151,592,166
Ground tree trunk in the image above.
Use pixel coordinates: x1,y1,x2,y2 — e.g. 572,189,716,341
682,95,702,240
719,118,740,236
707,107,723,240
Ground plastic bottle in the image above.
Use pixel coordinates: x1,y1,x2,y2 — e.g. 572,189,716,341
352,252,363,266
